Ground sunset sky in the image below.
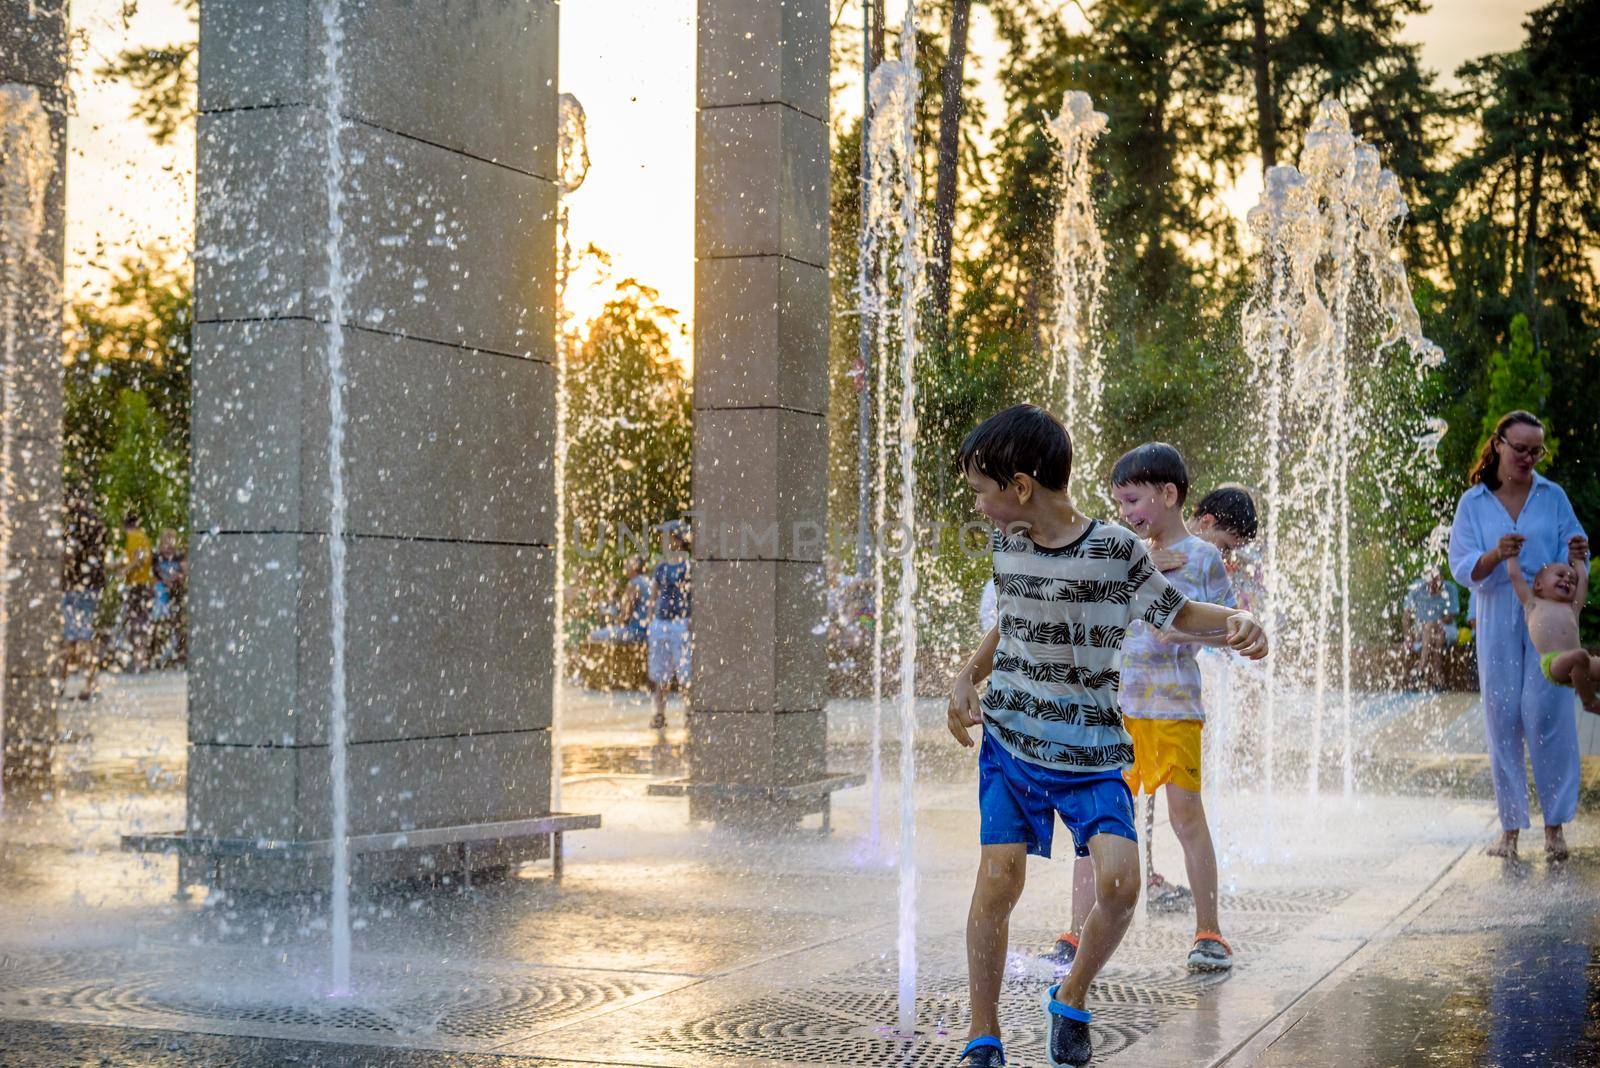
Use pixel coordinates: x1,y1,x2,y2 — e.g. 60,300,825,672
65,0,1544,354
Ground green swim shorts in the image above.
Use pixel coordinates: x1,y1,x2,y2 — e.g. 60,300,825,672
1541,650,1568,687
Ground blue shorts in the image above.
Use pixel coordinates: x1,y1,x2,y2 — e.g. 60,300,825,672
63,591,99,642
978,731,1137,858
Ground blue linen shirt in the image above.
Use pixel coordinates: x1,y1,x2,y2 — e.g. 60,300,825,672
1448,473,1585,613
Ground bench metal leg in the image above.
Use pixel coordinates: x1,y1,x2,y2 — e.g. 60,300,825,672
821,795,832,836
552,832,564,882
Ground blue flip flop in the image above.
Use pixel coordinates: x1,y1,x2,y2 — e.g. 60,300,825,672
959,1034,1005,1065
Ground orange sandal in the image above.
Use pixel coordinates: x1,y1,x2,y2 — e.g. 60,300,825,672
1038,931,1079,968
1188,930,1233,972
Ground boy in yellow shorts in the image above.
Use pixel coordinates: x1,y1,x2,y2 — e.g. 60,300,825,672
1043,444,1237,974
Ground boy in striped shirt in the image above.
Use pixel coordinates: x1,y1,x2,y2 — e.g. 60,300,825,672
947,406,1267,1068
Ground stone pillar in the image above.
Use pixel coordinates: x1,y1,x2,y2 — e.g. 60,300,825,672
0,0,66,788
689,0,832,823
188,0,558,886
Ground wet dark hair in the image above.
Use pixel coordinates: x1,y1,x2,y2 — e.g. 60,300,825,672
1111,443,1189,505
957,404,1073,492
1193,484,1258,540
1470,410,1543,490
123,511,140,528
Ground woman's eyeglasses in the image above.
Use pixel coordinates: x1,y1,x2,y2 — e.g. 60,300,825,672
1498,437,1547,461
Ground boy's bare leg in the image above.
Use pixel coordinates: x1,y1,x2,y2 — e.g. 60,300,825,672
1143,794,1158,884
1070,854,1095,935
1487,828,1519,858
967,844,1027,1041
1166,785,1221,935
1055,833,1139,1010
81,640,101,698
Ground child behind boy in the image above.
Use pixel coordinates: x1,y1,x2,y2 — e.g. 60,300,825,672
1140,484,1259,911
948,408,1267,1067
1044,480,1259,966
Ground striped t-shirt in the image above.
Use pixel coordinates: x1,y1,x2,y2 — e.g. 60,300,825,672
981,521,1188,773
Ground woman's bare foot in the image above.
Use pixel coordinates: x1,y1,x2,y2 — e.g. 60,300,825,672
1486,830,1519,858
1545,825,1570,862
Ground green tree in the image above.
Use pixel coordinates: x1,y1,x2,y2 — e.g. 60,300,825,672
1480,314,1553,449
564,265,692,629
64,250,192,541
98,389,187,536
97,0,198,146
1426,0,1599,518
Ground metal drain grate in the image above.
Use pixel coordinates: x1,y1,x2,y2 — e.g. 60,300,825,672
0,949,653,1042
660,884,1361,1065
1217,887,1353,914
640,989,1169,1066
0,952,126,993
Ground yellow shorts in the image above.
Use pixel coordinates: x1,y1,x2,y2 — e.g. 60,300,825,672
1124,718,1203,795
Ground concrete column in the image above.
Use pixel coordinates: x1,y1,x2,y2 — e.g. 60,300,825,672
689,0,832,823
0,0,66,788
189,0,558,885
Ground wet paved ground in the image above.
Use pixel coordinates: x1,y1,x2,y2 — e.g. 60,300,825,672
0,673,1596,1066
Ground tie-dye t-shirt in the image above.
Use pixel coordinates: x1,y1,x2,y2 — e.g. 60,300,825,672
1120,535,1234,722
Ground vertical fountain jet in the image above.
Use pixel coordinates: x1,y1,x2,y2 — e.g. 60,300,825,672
312,0,353,996
1244,100,1444,802
862,1,926,1040
1043,92,1108,488
552,93,589,823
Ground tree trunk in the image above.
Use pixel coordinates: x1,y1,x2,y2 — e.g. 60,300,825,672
1524,137,1545,345
1250,0,1278,171
871,0,885,68
928,0,973,343
1510,140,1523,278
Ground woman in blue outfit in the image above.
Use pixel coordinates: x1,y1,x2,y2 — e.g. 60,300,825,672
1449,411,1589,861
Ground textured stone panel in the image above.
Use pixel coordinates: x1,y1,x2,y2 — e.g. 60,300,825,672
188,533,306,746
698,0,827,119
200,0,557,178
186,730,551,839
692,408,827,561
186,743,300,839
694,256,827,414
195,107,556,359
191,320,308,532
189,533,552,746
194,108,314,323
687,709,825,787
335,539,553,744
194,320,555,544
691,559,826,713
1,549,61,678
5,429,61,566
695,104,827,267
